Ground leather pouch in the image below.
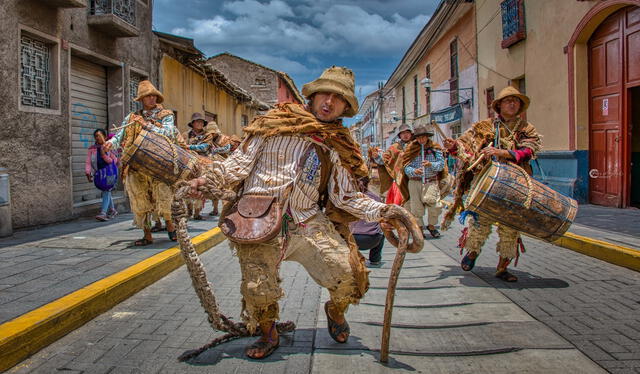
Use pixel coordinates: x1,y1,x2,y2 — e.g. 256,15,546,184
220,194,282,244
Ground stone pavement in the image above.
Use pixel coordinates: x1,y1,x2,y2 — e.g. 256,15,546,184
570,204,640,249
6,239,605,373
432,219,640,374
0,210,217,325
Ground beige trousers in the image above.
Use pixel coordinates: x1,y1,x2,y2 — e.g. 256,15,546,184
125,170,173,228
234,213,363,333
465,215,519,260
406,179,443,227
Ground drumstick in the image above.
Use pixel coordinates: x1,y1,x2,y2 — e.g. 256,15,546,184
465,154,485,173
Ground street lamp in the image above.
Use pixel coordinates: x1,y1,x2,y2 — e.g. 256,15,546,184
420,77,474,105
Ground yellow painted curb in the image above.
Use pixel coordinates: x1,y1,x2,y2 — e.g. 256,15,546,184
0,227,226,372
553,232,640,272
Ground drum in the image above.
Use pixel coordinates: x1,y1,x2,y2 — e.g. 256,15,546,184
465,161,578,242
120,129,200,186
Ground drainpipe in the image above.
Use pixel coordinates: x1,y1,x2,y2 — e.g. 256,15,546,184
0,168,12,237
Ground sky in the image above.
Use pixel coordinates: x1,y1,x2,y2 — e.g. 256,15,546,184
152,0,440,124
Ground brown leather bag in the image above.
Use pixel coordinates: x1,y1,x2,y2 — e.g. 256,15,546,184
220,146,313,244
220,194,282,244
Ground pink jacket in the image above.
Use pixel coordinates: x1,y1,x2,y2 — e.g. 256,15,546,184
85,144,118,175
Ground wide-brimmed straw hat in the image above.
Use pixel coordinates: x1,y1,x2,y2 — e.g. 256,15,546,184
302,66,359,117
491,86,530,115
413,125,434,137
134,80,164,103
397,124,413,136
187,112,208,128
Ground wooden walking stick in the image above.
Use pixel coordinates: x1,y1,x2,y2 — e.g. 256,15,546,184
379,206,424,363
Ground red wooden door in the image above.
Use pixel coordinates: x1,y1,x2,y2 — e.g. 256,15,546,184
588,7,636,207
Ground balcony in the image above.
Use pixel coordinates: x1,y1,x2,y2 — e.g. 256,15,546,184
88,0,139,38
43,0,86,8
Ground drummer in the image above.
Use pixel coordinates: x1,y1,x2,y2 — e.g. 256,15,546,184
104,80,184,245
443,86,542,282
182,113,214,220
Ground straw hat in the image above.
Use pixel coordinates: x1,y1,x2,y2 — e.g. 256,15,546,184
397,124,413,136
302,66,359,117
491,86,530,115
134,80,164,103
187,112,208,128
413,125,434,137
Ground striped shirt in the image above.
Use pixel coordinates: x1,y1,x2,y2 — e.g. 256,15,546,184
217,135,385,224
110,107,179,149
404,147,444,179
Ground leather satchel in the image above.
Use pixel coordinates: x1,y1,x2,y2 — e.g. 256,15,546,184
220,194,283,244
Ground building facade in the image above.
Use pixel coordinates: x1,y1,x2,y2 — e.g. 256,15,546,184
384,0,478,145
155,32,268,137
206,52,303,107
0,0,157,229
476,0,640,206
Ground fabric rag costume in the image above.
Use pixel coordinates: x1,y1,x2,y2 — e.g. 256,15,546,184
202,67,390,335
108,81,185,230
444,86,542,280
183,113,215,219
375,124,413,203
398,126,445,236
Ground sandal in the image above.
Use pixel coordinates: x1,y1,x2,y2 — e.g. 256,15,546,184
325,301,350,343
193,214,203,221
168,230,177,241
495,270,518,282
150,224,165,232
134,238,153,246
427,227,441,238
245,323,279,359
461,252,477,271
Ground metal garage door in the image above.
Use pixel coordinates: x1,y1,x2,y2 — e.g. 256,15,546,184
70,56,108,205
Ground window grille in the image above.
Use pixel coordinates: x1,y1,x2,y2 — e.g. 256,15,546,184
129,74,142,113
501,0,526,48
20,35,51,108
90,0,136,26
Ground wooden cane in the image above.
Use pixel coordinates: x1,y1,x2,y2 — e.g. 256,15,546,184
379,206,424,363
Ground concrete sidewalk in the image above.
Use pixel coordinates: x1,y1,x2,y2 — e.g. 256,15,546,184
5,240,605,373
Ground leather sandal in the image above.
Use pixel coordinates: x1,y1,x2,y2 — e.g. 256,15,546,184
168,230,177,241
461,252,477,271
495,270,518,282
134,238,153,246
427,227,441,238
325,301,350,343
245,323,279,359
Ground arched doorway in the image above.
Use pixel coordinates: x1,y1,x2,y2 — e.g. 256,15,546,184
588,5,640,207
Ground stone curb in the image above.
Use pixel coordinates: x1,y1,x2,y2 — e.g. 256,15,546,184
0,227,226,372
553,232,640,272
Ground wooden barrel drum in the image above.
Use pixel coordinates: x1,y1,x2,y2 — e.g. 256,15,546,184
465,161,578,242
120,129,200,185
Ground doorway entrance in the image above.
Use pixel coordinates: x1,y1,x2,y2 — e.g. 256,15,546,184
588,5,640,207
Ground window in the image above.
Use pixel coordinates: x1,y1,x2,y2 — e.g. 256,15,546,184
241,114,249,127
254,77,267,87
425,64,431,115
450,122,462,138
449,38,459,106
401,86,406,124
413,75,419,118
129,73,143,113
20,34,52,109
501,0,526,48
514,77,526,119
486,86,495,118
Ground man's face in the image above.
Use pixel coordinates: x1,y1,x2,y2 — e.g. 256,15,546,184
141,95,157,109
192,119,205,132
310,92,348,123
416,135,429,145
399,130,412,142
499,96,521,119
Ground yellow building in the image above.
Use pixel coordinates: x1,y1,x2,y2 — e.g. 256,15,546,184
476,0,640,207
155,32,268,137
384,1,478,142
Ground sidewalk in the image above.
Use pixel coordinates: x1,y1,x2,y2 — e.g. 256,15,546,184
5,240,605,373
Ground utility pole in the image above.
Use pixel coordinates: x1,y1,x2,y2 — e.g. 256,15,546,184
378,82,384,148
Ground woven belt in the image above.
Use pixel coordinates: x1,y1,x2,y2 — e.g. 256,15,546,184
409,176,438,183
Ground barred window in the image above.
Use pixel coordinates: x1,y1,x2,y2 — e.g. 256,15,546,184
501,0,526,48
450,122,462,139
20,35,51,109
242,114,249,127
129,73,142,113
